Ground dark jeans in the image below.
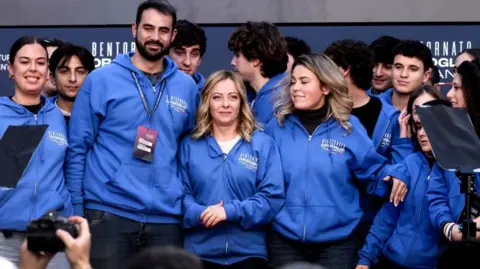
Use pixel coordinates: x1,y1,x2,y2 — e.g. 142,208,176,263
85,209,183,269
203,258,270,269
267,230,358,269
437,241,480,269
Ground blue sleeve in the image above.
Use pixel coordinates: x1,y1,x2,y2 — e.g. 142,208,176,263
388,117,415,164
427,163,454,232
65,76,104,216
224,138,285,229
263,118,277,139
186,84,199,134
178,140,207,229
351,145,409,198
358,201,402,266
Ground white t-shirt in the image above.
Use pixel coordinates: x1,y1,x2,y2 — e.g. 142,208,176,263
217,135,241,154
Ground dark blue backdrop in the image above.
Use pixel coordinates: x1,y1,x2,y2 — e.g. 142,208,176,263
0,24,478,96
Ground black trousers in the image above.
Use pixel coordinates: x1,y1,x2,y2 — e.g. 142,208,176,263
85,209,183,269
267,230,358,269
437,241,480,269
372,256,407,269
203,258,270,269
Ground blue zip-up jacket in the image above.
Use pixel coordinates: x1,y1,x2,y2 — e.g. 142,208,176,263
359,95,414,223
358,152,441,269
251,72,287,129
264,115,408,243
0,96,73,231
180,131,285,264
378,88,394,107
193,73,205,91
371,95,414,165
427,163,480,232
66,53,199,222
367,87,394,96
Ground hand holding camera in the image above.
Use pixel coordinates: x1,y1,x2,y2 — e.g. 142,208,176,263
20,211,92,269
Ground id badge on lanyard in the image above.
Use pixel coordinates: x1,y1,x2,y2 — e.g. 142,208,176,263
131,72,166,163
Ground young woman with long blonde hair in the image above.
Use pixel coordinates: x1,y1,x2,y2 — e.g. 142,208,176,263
264,53,408,269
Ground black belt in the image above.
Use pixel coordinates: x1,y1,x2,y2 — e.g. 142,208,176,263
1,230,25,238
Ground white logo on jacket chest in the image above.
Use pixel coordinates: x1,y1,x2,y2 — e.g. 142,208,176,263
238,153,258,171
321,138,345,154
380,133,392,147
165,94,188,113
48,131,68,147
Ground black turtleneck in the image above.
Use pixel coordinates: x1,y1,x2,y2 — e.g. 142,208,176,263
9,96,44,114
295,105,328,135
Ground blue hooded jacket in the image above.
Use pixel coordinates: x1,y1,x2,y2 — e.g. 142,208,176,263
264,115,407,243
427,163,480,232
378,88,394,107
193,72,206,91
66,53,199,223
358,152,441,269
358,95,415,223
251,72,287,129
367,87,394,96
0,96,73,231
180,131,285,265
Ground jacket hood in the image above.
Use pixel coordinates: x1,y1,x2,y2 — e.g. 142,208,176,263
112,52,178,79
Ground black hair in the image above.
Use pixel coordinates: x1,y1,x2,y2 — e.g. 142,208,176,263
136,0,177,30
49,43,95,75
393,40,434,71
369,35,402,65
170,19,207,57
457,58,480,137
407,84,448,148
228,21,288,78
459,48,480,60
127,246,202,269
9,36,47,65
324,39,375,90
40,38,66,49
285,36,312,59
430,65,441,85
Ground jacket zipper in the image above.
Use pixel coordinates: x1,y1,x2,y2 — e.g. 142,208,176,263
407,166,430,267
303,124,321,242
32,113,39,220
417,174,430,223
222,153,229,263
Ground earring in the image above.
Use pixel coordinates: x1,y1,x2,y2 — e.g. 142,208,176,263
8,74,14,79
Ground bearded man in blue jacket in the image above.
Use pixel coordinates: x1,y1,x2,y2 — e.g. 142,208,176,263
65,1,199,268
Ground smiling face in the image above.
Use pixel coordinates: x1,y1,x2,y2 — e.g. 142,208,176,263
8,43,48,96
372,62,393,91
132,8,176,62
209,78,241,128
290,64,330,110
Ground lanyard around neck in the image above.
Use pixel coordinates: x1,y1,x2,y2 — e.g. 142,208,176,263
131,72,166,127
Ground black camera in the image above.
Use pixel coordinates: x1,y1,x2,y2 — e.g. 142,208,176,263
26,210,79,253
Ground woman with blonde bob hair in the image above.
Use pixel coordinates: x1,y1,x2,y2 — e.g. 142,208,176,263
179,70,285,269
264,54,408,269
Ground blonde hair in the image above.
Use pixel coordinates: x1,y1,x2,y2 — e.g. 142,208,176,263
275,53,353,133
192,70,256,141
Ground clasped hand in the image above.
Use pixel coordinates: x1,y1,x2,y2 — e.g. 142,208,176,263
200,200,227,228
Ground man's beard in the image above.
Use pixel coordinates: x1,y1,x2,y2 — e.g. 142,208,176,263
135,37,170,62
